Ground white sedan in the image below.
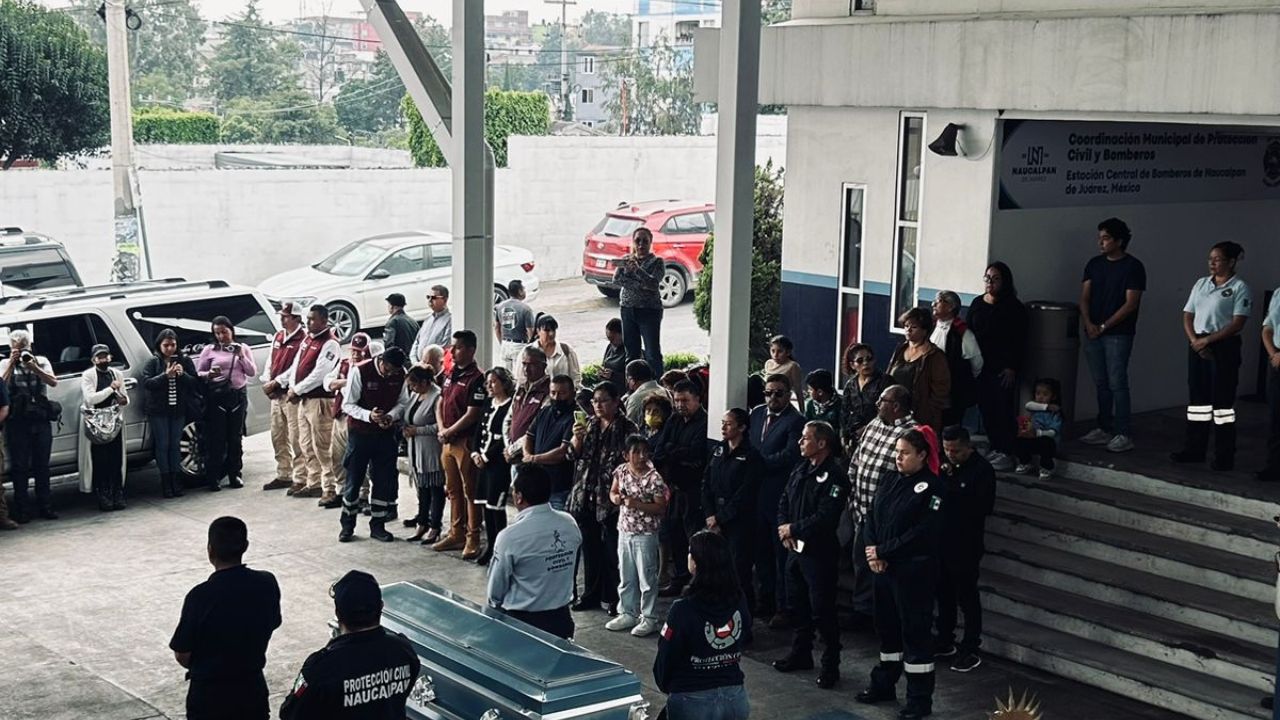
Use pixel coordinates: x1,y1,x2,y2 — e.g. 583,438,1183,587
258,230,540,341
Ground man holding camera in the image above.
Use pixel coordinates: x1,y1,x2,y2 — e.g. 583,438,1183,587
1,329,59,522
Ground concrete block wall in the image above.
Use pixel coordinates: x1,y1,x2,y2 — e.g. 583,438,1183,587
0,135,785,288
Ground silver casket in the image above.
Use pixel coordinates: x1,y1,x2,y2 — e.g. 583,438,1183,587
377,580,649,720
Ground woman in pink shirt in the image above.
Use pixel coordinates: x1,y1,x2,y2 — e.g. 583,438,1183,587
196,316,259,491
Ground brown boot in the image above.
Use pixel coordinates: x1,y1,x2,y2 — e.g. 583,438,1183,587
461,532,482,560
431,532,465,552
286,483,306,496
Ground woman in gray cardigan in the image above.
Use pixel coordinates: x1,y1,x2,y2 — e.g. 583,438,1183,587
404,365,445,544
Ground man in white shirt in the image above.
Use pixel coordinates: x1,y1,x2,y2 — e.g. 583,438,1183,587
930,290,984,429
280,305,343,502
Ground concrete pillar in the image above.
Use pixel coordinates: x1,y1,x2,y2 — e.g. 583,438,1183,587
708,0,760,426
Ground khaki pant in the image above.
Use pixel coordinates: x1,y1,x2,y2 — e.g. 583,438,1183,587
269,396,302,483
296,397,337,492
331,419,369,500
441,440,480,540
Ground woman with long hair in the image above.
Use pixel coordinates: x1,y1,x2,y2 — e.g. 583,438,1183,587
404,365,445,545
858,429,944,720
471,367,516,565
142,328,200,498
966,261,1028,471
195,316,258,491
654,530,752,720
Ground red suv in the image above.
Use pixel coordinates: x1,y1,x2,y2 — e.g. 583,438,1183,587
581,200,715,308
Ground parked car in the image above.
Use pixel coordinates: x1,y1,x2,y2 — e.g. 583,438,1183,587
0,227,83,292
0,279,276,484
580,199,715,308
258,231,541,342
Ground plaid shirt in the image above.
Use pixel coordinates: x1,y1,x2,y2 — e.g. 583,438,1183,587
850,414,917,523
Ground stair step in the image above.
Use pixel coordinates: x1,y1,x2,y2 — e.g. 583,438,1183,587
983,612,1268,720
984,537,1274,647
989,500,1274,603
1058,459,1278,521
980,570,1273,691
996,472,1275,558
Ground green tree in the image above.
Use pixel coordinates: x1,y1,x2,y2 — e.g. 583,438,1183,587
601,40,700,135
413,14,451,78
403,90,549,168
207,0,301,105
580,10,631,46
68,0,206,105
762,0,793,24
334,51,403,136
220,89,340,144
694,161,785,366
0,0,108,169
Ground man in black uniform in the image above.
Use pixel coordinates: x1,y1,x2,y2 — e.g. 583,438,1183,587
934,425,996,672
653,380,710,596
772,421,849,689
280,570,421,719
170,516,282,720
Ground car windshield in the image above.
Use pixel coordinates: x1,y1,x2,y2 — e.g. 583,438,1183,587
0,248,78,290
313,241,387,276
594,215,643,238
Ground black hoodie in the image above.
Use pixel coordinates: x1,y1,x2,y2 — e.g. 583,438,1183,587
653,594,752,694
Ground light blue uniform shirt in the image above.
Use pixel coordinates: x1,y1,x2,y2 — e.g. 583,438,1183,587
1182,275,1252,334
486,504,582,612
1264,290,1280,332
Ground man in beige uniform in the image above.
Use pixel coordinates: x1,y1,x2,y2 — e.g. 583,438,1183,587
262,303,305,492
281,305,342,500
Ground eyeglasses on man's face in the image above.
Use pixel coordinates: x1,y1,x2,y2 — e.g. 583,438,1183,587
762,390,786,398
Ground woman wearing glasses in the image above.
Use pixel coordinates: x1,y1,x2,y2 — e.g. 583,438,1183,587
966,262,1028,472
840,343,891,456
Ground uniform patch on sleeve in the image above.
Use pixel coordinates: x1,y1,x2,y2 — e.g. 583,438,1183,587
929,495,942,511
661,623,673,640
829,484,843,498
816,472,829,484
291,671,308,697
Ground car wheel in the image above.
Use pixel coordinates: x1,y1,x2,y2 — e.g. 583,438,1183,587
659,266,688,308
597,286,620,299
179,420,205,479
327,302,359,342
493,284,509,305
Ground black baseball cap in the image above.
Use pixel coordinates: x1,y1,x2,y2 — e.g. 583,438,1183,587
331,570,382,619
385,293,407,308
91,344,111,357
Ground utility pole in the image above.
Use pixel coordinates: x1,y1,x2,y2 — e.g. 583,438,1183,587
104,0,147,282
545,0,575,121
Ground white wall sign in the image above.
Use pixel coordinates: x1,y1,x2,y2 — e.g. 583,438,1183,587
998,119,1280,209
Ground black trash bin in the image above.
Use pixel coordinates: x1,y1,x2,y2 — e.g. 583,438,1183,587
1022,301,1081,431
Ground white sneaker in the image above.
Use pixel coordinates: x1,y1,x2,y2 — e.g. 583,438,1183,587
1014,463,1035,474
1106,434,1135,453
1038,468,1054,479
1080,429,1112,446
605,614,639,632
988,452,1015,471
631,618,661,637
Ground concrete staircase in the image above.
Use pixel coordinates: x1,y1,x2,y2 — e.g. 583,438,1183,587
979,459,1276,720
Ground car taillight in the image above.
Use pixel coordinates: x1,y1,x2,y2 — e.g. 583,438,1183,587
521,262,535,273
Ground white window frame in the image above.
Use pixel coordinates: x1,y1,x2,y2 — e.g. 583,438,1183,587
579,88,595,105
836,182,869,375
581,55,596,74
889,111,926,335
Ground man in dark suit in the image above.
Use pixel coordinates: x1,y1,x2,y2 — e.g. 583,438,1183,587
750,373,806,627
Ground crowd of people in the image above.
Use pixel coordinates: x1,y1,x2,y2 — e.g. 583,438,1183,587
2,218,1280,720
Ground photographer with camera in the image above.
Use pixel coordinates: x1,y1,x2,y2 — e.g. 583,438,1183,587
1,329,59,523
196,317,258,492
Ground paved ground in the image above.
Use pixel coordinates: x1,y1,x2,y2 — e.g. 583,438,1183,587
0,282,1192,719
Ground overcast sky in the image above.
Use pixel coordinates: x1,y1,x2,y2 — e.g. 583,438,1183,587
193,0,636,24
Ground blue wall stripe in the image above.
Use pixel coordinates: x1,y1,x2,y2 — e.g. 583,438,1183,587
864,280,891,296
780,270,838,289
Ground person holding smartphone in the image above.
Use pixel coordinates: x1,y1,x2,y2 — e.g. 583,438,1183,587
144,329,200,499
196,317,259,492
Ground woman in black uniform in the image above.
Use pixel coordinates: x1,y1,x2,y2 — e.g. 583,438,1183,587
701,407,762,611
1172,241,1252,471
857,429,944,720
471,367,514,566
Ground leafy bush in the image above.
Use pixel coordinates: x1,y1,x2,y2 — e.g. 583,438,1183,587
133,107,220,144
580,353,707,389
403,89,550,168
693,161,784,366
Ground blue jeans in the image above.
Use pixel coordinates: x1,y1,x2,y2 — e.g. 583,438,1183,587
621,305,664,378
549,490,569,512
667,685,749,720
618,531,659,621
150,414,185,475
1083,334,1135,436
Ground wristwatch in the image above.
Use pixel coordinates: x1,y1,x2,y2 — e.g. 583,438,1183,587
1099,323,1107,332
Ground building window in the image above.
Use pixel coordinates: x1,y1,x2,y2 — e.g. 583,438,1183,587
581,56,595,74
579,88,594,105
837,184,866,380
583,120,594,128
890,113,924,332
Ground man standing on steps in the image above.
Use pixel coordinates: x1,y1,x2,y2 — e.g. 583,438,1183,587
410,286,454,370
382,293,419,363
262,302,305,493
280,305,342,502
1078,218,1146,454
614,227,665,377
